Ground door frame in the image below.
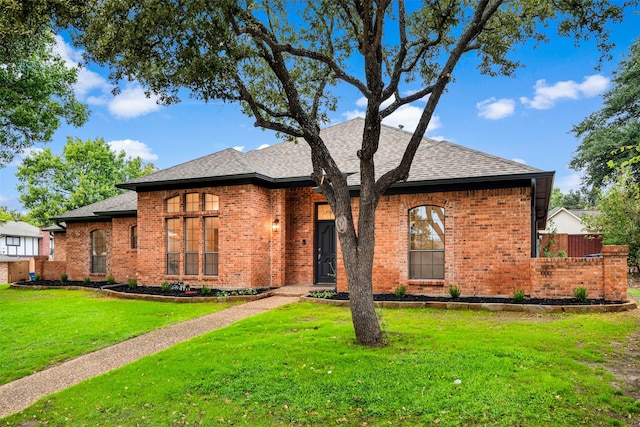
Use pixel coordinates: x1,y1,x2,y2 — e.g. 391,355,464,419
314,203,336,284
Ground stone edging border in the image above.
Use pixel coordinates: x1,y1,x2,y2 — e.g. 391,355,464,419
300,296,638,313
9,283,274,303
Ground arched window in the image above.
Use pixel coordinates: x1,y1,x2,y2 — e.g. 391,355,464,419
166,196,180,213
91,230,107,274
409,206,445,279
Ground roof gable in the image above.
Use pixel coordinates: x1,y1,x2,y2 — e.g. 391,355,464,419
119,117,549,190
0,221,42,238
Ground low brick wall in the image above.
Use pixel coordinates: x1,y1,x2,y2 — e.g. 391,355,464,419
530,245,628,301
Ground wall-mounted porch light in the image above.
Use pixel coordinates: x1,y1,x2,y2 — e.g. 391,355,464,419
272,215,280,232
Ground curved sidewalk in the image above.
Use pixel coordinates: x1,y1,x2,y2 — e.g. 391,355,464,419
0,295,301,419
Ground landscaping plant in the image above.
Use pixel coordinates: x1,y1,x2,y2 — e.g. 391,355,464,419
449,285,461,299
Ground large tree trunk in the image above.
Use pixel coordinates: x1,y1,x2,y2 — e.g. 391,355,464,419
340,230,382,346
337,185,383,346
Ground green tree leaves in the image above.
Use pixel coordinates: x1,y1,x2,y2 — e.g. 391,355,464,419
16,137,154,226
0,27,89,166
571,38,640,189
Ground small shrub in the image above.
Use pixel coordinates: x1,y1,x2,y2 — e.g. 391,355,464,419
161,281,171,293
513,289,525,303
201,286,212,296
215,290,230,297
448,285,461,299
106,275,115,285
82,277,91,285
61,273,68,282
127,278,137,289
395,285,407,298
309,290,337,299
35,273,42,281
557,250,567,258
573,287,588,302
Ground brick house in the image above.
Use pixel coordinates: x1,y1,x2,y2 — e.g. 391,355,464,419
41,118,627,300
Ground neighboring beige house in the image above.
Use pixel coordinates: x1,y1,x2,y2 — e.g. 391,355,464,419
540,207,602,257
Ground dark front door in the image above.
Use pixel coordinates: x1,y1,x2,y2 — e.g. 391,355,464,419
316,221,336,283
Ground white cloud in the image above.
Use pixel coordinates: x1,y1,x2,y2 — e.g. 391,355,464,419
53,35,112,100
511,158,527,164
108,85,161,119
520,75,609,110
0,194,11,204
53,35,162,119
108,139,158,161
257,144,270,150
232,146,245,152
477,98,516,120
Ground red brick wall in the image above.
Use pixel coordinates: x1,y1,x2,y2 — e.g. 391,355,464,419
530,245,627,301
135,185,279,288
52,231,67,261
64,221,112,281
333,187,532,296
50,183,628,301
285,188,326,285
111,217,138,282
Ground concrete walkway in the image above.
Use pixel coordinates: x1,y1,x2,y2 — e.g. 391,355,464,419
0,286,330,419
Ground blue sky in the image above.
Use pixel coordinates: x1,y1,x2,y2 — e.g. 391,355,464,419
1,9,639,212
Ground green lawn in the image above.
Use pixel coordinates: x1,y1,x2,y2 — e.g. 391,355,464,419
3,302,639,426
0,284,229,384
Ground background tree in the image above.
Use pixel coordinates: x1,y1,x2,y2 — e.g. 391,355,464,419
582,168,640,270
0,205,26,223
16,137,155,227
570,38,640,190
69,0,630,346
0,0,89,166
549,188,593,210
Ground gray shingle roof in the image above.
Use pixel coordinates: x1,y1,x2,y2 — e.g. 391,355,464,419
120,117,549,189
54,191,137,221
60,118,553,222
0,221,42,238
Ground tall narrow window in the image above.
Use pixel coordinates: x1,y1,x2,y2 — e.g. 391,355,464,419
204,194,219,211
409,206,445,279
131,226,138,249
185,193,199,212
166,196,180,213
167,219,180,275
184,218,199,275
91,230,107,273
204,217,219,276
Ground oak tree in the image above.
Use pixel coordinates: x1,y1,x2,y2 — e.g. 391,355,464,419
70,0,630,346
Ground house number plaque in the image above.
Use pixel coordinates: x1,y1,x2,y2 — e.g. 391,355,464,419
336,215,347,234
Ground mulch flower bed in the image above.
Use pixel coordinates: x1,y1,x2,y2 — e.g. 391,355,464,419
15,280,271,298
309,291,626,305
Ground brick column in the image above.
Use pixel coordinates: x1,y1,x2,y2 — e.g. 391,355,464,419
602,245,629,301
32,256,49,278
270,189,287,287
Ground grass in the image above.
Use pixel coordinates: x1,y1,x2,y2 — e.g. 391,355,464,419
2,303,639,426
0,284,230,384
628,288,640,300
